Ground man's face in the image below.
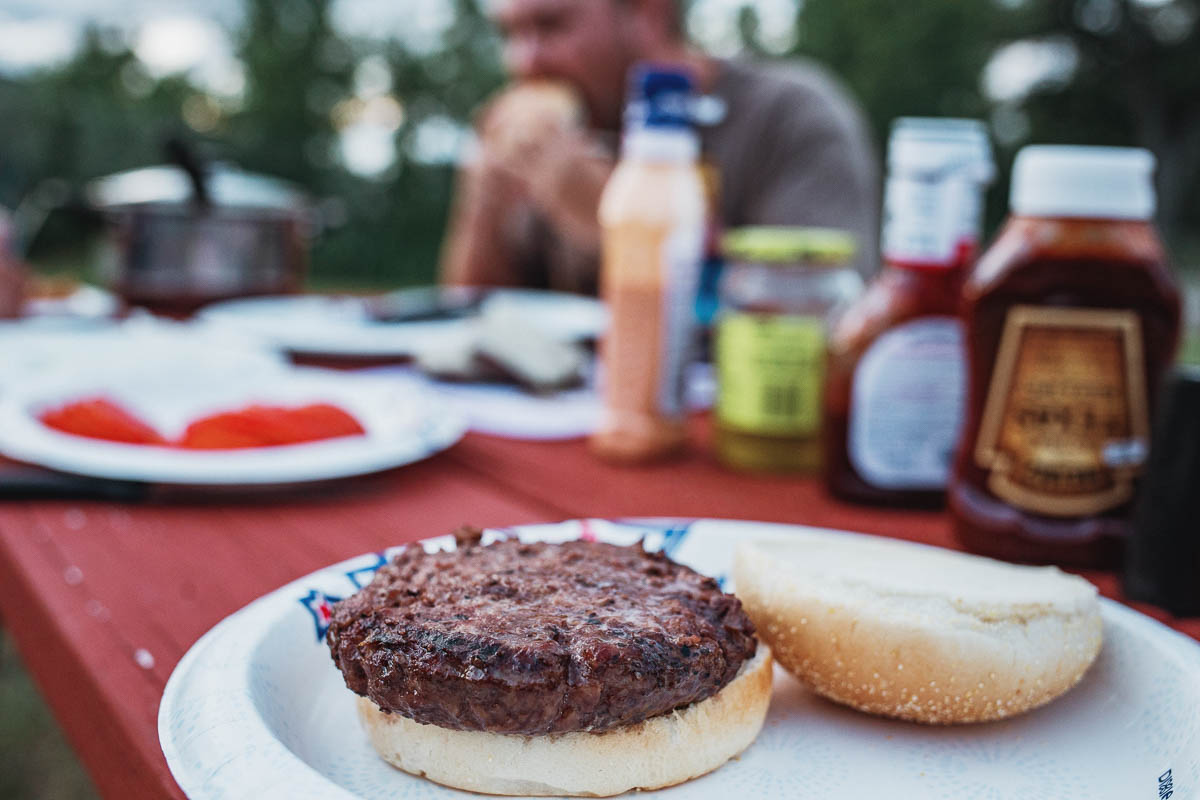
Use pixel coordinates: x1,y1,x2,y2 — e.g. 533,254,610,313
491,0,636,131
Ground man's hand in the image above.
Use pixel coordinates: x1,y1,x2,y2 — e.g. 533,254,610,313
477,83,613,251
440,82,614,290
478,81,581,164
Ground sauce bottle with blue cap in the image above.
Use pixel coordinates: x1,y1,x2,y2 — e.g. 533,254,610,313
590,65,706,463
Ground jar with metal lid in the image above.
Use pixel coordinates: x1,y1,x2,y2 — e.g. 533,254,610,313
714,227,862,472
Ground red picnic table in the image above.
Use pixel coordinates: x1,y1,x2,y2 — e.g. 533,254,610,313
1,419,1197,799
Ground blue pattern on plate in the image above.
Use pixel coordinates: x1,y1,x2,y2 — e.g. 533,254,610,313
345,554,389,589
299,589,343,642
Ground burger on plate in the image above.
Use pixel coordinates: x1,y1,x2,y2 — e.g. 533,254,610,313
326,527,773,797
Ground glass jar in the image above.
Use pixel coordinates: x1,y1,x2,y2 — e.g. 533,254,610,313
714,227,862,472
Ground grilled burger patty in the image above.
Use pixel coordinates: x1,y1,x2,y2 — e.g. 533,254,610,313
326,528,757,735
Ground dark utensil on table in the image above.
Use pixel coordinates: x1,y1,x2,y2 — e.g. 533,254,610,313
364,286,489,323
86,142,315,315
0,462,148,502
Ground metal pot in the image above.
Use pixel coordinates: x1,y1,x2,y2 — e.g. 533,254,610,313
86,163,313,314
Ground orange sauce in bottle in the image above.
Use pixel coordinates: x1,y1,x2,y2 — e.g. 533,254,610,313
590,67,705,463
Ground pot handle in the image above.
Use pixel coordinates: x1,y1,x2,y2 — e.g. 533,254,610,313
164,136,213,212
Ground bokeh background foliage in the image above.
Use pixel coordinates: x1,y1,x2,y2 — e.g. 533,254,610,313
1,0,1197,288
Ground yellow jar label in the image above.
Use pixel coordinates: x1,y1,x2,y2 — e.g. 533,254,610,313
716,313,825,435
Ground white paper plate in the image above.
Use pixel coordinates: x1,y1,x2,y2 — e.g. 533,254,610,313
0,314,280,396
159,520,1200,799
0,358,465,486
198,289,608,358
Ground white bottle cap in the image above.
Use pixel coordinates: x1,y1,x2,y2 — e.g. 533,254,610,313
1011,145,1156,220
888,117,994,183
622,127,699,163
882,118,994,267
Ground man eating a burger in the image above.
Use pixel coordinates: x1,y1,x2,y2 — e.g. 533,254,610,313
440,0,879,295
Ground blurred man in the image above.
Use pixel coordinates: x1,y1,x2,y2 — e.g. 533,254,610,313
441,0,879,295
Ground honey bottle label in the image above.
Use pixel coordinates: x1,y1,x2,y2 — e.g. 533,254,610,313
975,305,1150,517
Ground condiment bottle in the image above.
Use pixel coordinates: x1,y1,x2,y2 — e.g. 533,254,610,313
714,227,860,472
1124,367,1200,616
825,118,993,505
590,65,705,463
950,146,1181,567
693,164,725,360
0,209,27,319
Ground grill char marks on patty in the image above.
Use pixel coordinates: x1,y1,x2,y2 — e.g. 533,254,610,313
326,529,757,735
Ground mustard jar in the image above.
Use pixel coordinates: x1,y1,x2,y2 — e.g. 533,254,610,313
714,227,861,472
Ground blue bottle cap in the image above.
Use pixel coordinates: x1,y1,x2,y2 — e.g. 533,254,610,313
625,63,694,130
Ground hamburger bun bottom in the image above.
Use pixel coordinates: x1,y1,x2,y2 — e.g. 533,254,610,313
357,643,772,797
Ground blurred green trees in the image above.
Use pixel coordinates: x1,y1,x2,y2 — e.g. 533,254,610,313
1017,0,1200,244
1,0,504,288
774,0,1200,252
230,0,352,189
0,0,1195,288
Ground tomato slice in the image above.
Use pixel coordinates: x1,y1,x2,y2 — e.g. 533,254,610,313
179,403,366,449
39,398,365,449
39,398,167,445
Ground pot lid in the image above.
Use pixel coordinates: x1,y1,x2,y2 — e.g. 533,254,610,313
86,163,307,210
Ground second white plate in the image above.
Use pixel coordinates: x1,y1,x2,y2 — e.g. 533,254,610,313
199,289,608,358
0,358,465,485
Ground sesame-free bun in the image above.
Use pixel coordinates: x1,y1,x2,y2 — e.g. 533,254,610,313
733,534,1102,725
356,645,772,796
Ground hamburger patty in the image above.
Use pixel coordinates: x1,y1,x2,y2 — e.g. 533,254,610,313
326,528,757,735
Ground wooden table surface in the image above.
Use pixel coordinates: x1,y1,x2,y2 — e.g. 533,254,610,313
1,421,1197,799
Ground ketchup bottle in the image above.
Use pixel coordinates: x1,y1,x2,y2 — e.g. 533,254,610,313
824,119,993,506
950,146,1181,567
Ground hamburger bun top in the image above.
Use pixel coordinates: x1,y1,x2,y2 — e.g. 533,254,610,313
733,532,1103,725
